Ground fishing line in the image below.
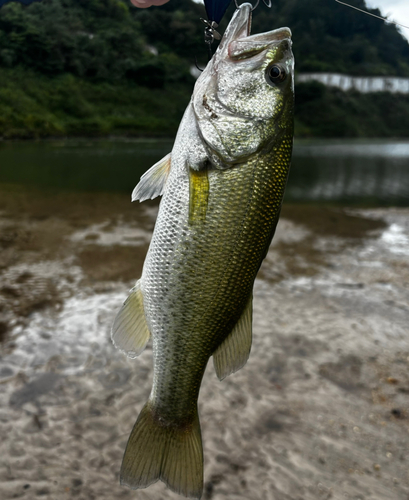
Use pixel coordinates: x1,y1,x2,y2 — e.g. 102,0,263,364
195,0,273,71
335,0,409,31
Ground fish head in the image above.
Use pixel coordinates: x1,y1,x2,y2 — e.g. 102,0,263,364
193,3,294,166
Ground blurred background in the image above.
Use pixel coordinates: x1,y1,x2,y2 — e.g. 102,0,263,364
0,1,409,499
0,0,408,138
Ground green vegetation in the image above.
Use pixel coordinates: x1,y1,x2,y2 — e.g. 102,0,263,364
0,0,201,81
295,82,409,137
0,67,192,138
0,0,408,138
252,0,409,77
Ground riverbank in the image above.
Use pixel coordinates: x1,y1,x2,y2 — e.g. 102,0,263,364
1,69,409,140
0,184,409,499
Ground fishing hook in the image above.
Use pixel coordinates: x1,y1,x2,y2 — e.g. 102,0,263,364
196,0,273,71
234,0,272,11
194,56,204,73
234,0,260,12
194,41,213,72
200,18,222,44
196,17,220,68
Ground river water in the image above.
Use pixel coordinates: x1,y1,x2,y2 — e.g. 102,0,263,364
0,138,408,205
0,139,409,500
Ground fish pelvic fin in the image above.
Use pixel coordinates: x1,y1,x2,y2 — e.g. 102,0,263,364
189,166,209,225
213,294,253,381
111,280,150,358
120,402,204,499
132,153,172,202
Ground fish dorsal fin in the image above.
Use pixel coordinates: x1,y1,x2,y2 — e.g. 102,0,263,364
132,153,171,202
189,166,209,224
111,280,151,358
213,294,253,381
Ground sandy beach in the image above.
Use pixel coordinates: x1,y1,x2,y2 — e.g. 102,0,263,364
0,184,408,500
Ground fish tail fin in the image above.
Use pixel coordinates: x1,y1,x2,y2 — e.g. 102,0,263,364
120,402,203,499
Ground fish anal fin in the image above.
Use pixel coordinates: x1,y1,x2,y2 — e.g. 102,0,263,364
213,295,253,381
121,402,203,499
189,167,209,225
132,153,171,202
111,280,150,358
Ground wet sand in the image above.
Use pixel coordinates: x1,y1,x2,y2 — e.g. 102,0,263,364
0,184,408,500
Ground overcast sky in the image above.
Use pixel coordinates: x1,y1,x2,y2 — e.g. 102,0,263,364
363,0,409,41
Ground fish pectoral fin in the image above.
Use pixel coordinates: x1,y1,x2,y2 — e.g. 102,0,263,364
111,280,150,358
132,153,172,202
189,166,209,224
213,294,253,381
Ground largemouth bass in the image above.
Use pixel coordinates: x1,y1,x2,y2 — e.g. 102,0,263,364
112,3,294,498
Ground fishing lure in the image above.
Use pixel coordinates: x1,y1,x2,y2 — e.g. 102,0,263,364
201,0,272,46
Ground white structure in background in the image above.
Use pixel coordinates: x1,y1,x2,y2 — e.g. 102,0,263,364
296,73,409,93
190,66,202,79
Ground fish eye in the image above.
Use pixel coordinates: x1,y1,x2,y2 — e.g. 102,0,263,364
266,64,286,85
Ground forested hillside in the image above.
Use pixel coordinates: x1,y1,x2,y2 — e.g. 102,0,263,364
0,0,408,138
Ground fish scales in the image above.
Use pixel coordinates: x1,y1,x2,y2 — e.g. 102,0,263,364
146,144,291,419
112,3,294,498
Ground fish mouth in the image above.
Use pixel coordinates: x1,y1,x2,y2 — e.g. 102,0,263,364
223,3,291,43
247,26,292,42
223,5,292,62
235,2,253,38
